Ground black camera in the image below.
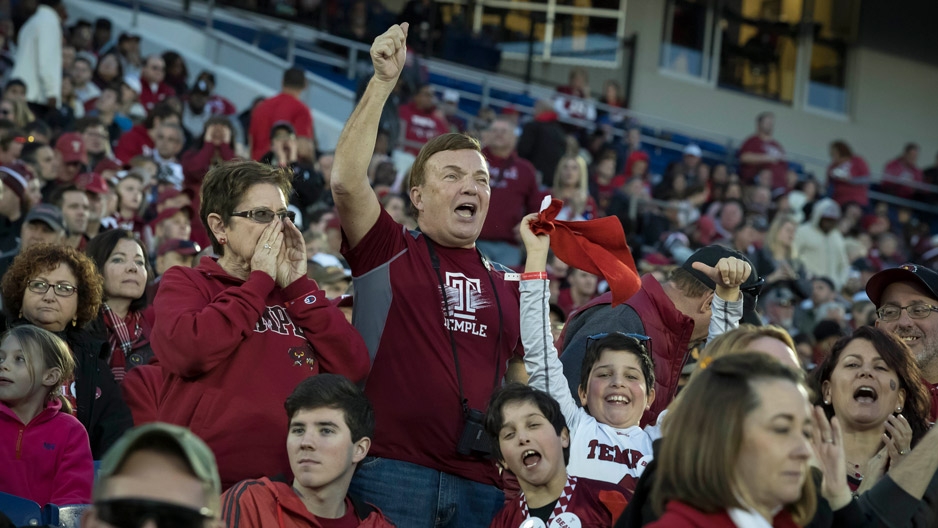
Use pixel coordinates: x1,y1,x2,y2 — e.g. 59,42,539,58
456,408,492,457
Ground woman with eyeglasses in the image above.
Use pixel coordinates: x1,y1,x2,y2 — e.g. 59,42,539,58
813,326,931,496
1,243,133,459
150,159,369,489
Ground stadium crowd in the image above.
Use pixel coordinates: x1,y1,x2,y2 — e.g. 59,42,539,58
1,2,938,527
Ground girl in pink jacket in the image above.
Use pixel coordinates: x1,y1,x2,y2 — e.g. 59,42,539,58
0,325,94,505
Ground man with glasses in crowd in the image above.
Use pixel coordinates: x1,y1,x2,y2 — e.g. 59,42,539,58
81,422,223,528
867,263,938,422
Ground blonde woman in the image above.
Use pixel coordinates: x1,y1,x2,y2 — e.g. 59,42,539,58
766,213,807,283
0,98,35,128
696,323,802,372
551,154,596,220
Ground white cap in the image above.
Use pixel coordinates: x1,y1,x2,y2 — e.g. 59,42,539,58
442,89,460,103
122,75,142,95
683,144,702,157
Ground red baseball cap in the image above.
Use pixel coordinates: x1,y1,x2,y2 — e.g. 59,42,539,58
55,133,88,165
157,188,183,205
93,158,123,174
75,172,109,195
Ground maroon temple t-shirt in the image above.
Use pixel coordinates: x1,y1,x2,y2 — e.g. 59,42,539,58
342,209,522,486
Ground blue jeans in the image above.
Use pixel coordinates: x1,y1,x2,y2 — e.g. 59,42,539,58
349,457,505,528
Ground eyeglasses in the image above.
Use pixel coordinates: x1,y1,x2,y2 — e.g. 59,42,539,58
876,303,938,322
230,208,295,224
27,280,77,297
94,498,213,528
586,332,650,351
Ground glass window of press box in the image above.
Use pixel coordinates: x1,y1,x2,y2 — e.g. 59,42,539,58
660,0,859,115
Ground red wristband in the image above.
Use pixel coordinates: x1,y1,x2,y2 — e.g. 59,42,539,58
520,272,548,281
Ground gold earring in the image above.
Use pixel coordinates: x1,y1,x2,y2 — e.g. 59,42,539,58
72,317,77,327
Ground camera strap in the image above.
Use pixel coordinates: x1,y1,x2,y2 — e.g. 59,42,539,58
424,236,503,417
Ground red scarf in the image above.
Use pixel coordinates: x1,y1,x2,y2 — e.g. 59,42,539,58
530,198,641,306
102,304,143,383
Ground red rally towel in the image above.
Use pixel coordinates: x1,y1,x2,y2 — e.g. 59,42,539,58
530,198,641,306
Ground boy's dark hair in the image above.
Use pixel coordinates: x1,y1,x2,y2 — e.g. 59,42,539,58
24,120,52,140
483,383,569,465
20,141,50,165
578,333,655,398
74,116,105,133
284,374,374,443
144,102,180,130
282,67,306,90
100,82,124,103
5,79,25,90
48,184,82,209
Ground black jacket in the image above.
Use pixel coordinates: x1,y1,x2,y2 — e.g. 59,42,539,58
86,313,156,373
62,324,134,459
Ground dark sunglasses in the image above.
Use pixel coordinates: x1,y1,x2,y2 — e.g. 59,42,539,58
586,332,650,352
230,207,295,224
95,498,213,528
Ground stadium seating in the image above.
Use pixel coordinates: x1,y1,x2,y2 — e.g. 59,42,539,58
0,492,59,527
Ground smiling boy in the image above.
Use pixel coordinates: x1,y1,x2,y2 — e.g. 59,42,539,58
485,384,627,527
221,375,394,527
516,212,754,498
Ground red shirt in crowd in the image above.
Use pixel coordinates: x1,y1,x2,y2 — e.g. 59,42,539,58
221,477,395,528
114,124,154,164
139,79,176,112
737,134,787,189
207,94,238,116
828,155,871,207
181,141,237,250
478,147,543,245
397,101,449,156
556,287,597,319
249,93,315,160
342,209,522,487
882,157,923,200
555,85,597,122
648,501,800,528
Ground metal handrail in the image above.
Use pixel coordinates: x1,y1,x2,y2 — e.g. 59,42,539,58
125,0,938,210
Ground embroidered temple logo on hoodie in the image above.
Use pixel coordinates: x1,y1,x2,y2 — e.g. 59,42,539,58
442,272,490,337
254,305,305,337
